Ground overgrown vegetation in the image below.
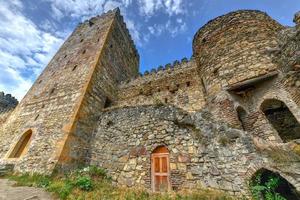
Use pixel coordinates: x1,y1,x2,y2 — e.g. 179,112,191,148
6,166,238,200
249,172,286,200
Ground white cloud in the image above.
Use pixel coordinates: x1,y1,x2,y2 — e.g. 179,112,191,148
137,0,185,17
0,0,64,100
147,17,187,38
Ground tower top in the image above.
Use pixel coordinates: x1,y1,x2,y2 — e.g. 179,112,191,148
294,11,300,25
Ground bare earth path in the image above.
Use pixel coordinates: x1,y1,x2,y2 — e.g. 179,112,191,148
0,179,54,200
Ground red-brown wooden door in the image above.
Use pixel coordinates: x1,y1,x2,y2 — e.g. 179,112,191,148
151,146,170,192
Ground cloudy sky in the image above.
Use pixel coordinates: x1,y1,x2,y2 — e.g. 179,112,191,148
0,0,300,100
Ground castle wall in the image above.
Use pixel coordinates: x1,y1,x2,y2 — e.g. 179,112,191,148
117,59,206,112
89,105,300,195
193,10,284,97
57,9,139,169
0,10,118,173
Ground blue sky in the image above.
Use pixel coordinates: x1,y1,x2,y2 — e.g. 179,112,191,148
0,0,300,100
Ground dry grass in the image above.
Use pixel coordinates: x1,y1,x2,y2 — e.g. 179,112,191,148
5,166,240,200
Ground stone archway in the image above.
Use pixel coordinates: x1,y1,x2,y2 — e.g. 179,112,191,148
8,129,33,158
151,146,170,192
250,168,300,200
261,99,300,142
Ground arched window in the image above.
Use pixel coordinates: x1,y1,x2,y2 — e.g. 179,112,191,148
151,146,170,192
236,106,247,130
261,99,300,142
9,129,33,158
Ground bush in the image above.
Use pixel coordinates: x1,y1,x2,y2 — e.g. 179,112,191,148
250,172,286,200
75,176,93,191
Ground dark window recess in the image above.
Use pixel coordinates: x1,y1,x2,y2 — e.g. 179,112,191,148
176,84,180,88
164,98,168,103
50,88,55,95
41,104,45,109
236,106,247,131
34,114,39,121
38,80,42,84
104,98,112,108
82,49,86,54
261,99,300,142
64,55,67,58
110,44,113,48
202,38,207,43
186,81,191,87
80,39,84,42
72,65,78,71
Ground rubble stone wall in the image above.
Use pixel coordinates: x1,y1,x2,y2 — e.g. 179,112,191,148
89,105,300,195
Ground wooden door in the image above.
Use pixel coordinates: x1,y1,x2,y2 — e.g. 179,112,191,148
151,146,170,192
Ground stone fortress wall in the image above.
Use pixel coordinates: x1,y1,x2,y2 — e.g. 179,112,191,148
116,58,206,112
1,8,300,197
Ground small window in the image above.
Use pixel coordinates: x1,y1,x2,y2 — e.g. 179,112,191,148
186,82,191,87
9,130,33,158
164,98,168,103
236,106,247,130
38,80,42,84
82,49,86,54
104,97,112,108
72,65,78,71
34,114,39,121
50,88,55,95
80,39,84,43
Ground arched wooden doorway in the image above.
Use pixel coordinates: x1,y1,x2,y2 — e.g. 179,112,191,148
8,129,33,158
151,146,170,192
261,99,300,142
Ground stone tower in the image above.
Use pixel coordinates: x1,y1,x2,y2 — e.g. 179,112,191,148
0,8,139,173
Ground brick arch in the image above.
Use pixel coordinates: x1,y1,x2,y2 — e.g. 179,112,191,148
247,166,300,198
245,164,300,191
260,98,300,142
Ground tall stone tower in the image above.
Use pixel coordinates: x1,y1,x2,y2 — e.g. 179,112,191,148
0,8,139,173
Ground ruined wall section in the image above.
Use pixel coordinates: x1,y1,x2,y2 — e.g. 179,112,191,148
117,59,206,112
0,92,18,127
57,9,140,169
0,11,117,173
193,10,284,97
89,105,300,195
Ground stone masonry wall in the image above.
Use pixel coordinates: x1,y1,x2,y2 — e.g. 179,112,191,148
193,10,283,97
89,105,300,196
0,10,118,173
57,9,140,170
117,59,206,112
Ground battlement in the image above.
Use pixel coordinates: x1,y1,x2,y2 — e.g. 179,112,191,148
80,8,139,61
0,92,18,113
119,57,192,87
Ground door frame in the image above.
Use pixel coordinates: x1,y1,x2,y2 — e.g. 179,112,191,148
151,151,171,192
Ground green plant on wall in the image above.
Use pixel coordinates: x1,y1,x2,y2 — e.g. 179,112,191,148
250,172,286,200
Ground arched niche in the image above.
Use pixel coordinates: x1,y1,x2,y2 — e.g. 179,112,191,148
250,168,300,199
8,129,33,158
236,106,247,130
261,99,300,142
151,146,170,192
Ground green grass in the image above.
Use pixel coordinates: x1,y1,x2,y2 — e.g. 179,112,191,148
5,166,239,200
